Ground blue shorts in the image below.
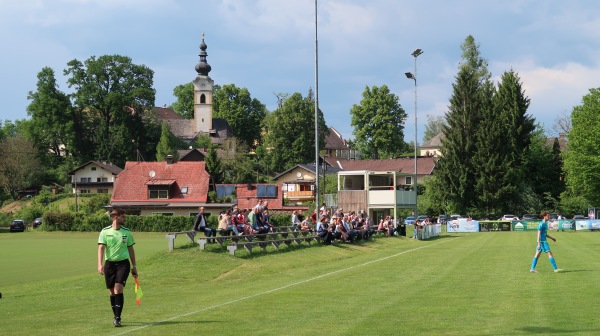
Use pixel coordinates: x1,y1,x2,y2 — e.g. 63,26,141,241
536,241,551,253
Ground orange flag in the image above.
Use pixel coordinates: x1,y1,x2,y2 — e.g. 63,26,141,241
134,277,143,305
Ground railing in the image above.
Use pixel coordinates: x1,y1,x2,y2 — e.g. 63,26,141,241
285,191,315,198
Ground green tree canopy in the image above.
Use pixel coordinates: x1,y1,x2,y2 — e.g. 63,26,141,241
170,82,194,119
422,115,446,144
263,90,328,172
26,67,74,164
213,84,267,149
64,54,159,166
350,85,407,159
563,88,600,205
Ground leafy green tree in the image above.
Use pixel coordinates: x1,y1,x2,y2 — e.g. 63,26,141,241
213,84,267,149
26,67,75,164
170,82,194,119
563,88,600,205
422,115,446,143
263,90,328,171
64,55,158,166
222,140,255,183
205,145,224,184
350,85,407,159
156,122,179,161
194,134,212,150
0,135,41,198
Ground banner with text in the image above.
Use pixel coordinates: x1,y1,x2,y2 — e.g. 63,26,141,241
447,219,479,233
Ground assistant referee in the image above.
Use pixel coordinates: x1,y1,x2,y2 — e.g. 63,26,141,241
97,208,138,327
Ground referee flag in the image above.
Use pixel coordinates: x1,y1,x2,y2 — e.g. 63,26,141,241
134,277,143,305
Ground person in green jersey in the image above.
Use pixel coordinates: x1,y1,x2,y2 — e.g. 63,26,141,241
98,208,137,327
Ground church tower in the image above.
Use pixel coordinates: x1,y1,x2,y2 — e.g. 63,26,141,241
193,33,214,134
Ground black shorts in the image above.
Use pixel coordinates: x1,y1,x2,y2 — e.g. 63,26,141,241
104,259,131,289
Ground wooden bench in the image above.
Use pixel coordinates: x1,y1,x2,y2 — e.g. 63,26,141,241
226,235,321,256
197,231,294,250
166,231,197,251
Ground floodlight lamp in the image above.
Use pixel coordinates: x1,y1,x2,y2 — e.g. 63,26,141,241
412,49,423,57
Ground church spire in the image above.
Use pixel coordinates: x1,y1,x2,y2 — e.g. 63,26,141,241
195,33,212,76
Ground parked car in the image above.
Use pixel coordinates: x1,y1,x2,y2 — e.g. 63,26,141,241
437,215,449,224
521,214,538,221
33,217,42,228
549,213,559,220
404,216,415,225
10,219,26,232
573,215,587,220
501,214,518,221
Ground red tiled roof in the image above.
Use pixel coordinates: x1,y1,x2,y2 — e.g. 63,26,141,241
111,161,209,203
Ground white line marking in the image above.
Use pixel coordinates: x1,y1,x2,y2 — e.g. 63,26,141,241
115,236,461,335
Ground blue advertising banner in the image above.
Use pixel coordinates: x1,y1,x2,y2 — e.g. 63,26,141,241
447,219,479,233
574,220,600,231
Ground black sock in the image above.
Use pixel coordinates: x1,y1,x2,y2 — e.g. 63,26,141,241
114,293,124,319
110,295,116,317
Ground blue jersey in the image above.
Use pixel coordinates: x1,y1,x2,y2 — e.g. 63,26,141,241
538,221,548,241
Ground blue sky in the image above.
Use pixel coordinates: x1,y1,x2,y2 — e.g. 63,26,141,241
1,0,598,144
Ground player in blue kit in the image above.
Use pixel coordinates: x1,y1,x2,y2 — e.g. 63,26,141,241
530,211,562,273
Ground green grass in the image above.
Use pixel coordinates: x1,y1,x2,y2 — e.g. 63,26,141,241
1,230,600,335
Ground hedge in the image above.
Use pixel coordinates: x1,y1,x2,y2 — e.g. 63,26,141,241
40,212,294,232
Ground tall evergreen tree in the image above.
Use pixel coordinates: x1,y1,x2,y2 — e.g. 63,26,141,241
350,85,407,159
155,122,179,161
436,36,489,214
205,145,224,184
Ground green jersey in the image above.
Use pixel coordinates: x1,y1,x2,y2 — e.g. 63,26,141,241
98,226,135,262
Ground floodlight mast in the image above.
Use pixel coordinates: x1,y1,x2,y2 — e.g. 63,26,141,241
405,48,422,237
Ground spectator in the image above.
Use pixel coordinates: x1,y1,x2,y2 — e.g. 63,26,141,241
316,217,334,245
218,210,241,236
192,206,217,238
291,210,300,229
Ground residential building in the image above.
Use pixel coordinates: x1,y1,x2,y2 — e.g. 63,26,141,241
69,161,123,195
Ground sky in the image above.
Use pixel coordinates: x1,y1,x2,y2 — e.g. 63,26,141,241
1,0,599,144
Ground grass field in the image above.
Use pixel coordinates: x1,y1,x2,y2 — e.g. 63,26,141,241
1,229,600,335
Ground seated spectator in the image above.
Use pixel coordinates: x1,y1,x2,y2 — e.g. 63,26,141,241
316,217,333,245
192,206,217,238
342,215,356,243
300,218,312,232
218,210,241,236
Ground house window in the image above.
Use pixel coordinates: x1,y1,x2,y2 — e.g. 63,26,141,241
152,212,174,216
405,176,413,185
80,177,92,183
97,177,108,182
97,189,108,194
257,185,277,198
80,189,91,194
91,167,96,171
149,189,169,199
181,187,188,194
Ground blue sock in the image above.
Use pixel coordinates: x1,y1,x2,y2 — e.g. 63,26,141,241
531,257,538,270
549,257,557,270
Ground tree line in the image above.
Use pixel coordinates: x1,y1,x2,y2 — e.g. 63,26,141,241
0,36,596,217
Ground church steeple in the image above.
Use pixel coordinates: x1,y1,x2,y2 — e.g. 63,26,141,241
192,33,214,134
195,33,212,76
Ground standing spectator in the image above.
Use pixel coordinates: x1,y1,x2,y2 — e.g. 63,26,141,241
97,208,138,327
291,210,300,229
530,211,562,273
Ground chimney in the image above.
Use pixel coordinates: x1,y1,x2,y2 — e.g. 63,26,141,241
166,155,174,165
